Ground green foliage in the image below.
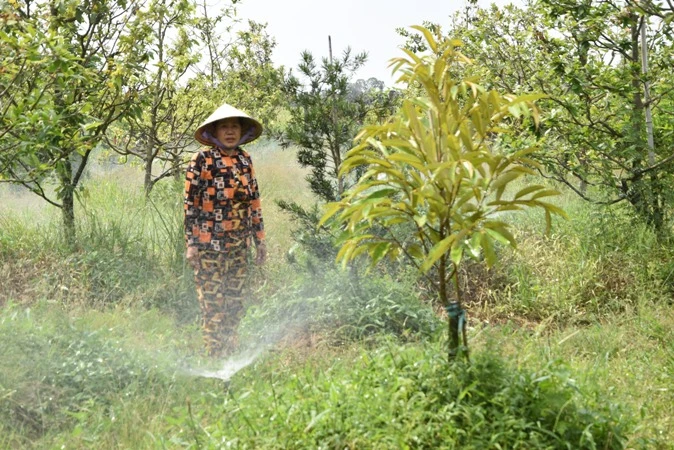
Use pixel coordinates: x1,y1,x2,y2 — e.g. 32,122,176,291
323,28,565,311
489,195,674,323
1,300,650,449
178,344,630,449
0,0,152,240
419,1,674,231
275,200,338,266
103,0,204,193
283,46,398,202
0,169,197,316
0,303,179,442
215,20,288,135
241,262,441,345
104,3,286,194
1,141,673,448
188,12,287,137
277,49,402,326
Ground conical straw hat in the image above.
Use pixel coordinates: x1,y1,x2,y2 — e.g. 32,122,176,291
194,103,263,147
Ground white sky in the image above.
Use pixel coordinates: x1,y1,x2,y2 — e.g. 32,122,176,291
237,0,519,86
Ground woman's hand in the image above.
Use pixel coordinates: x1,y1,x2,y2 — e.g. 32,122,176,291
186,246,200,270
255,241,267,265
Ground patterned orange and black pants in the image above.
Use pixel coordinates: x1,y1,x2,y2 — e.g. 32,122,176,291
193,248,248,357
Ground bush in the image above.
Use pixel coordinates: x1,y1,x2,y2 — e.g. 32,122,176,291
0,176,199,318
0,303,177,442
475,199,673,325
182,343,633,449
240,263,442,347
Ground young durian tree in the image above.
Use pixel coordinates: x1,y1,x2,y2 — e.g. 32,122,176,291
320,26,566,360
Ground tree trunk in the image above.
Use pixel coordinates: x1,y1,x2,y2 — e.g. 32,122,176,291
640,18,655,166
173,157,183,182
62,189,76,246
57,158,76,245
630,21,645,158
627,18,664,231
639,18,665,233
447,302,462,359
445,262,469,361
328,35,343,200
144,136,154,196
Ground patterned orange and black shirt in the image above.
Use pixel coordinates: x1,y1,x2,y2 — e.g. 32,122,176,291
184,147,264,251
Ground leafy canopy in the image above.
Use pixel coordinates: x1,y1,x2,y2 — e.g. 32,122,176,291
0,0,152,240
407,1,674,231
283,47,398,202
321,26,566,304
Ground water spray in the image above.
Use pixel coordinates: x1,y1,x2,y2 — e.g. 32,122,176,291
186,347,265,381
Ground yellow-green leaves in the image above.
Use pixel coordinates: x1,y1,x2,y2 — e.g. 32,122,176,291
421,235,456,273
322,25,565,285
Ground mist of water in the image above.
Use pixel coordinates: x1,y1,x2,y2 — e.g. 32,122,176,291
182,310,308,381
185,346,265,381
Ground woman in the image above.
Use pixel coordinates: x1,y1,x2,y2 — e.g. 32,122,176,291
184,103,267,357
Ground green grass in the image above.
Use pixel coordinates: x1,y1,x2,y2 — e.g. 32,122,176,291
0,301,646,449
1,143,673,448
465,182,672,324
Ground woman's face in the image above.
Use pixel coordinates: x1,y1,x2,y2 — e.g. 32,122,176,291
214,118,242,148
